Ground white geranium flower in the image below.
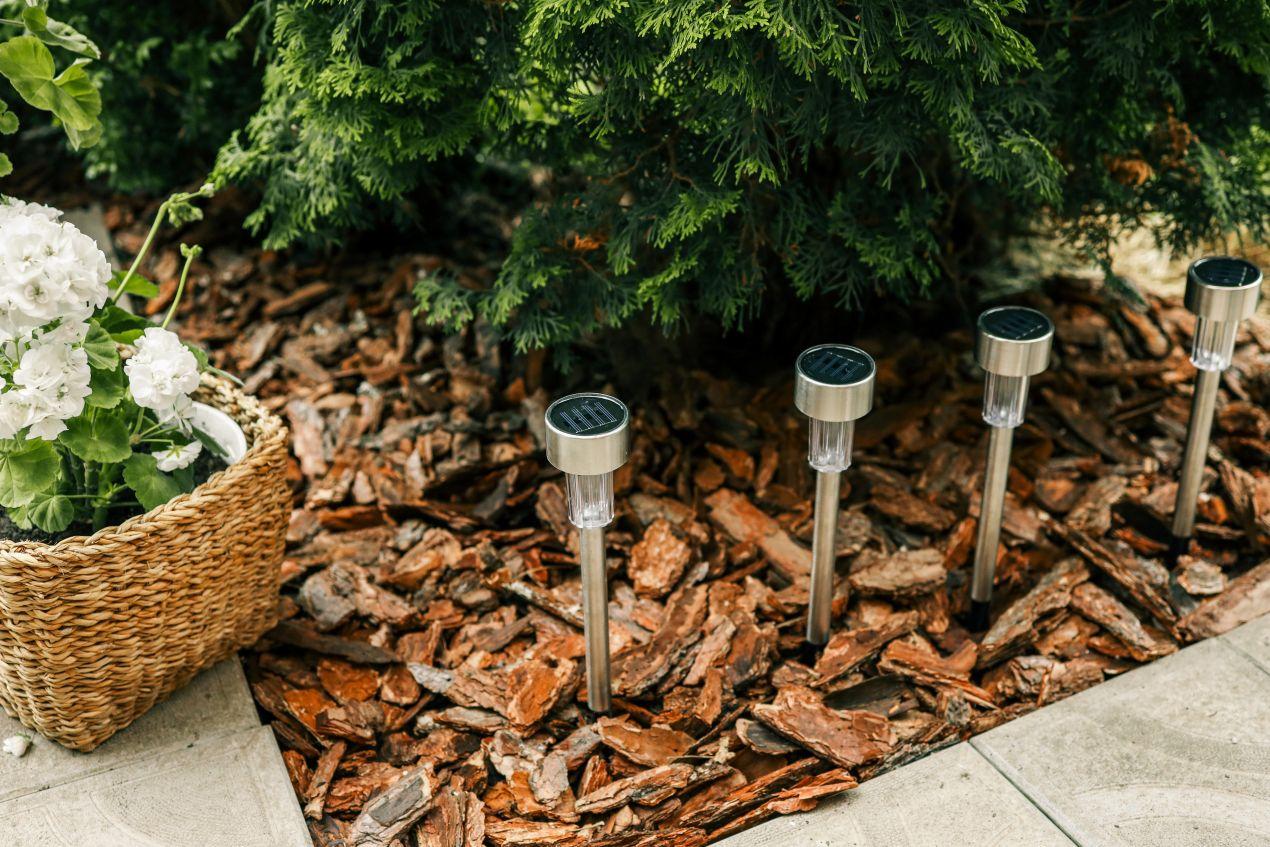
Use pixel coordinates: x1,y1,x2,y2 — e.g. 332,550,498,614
0,331,92,440
2,734,30,758
0,390,36,440
0,202,110,343
155,440,202,472
0,197,60,222
125,327,201,427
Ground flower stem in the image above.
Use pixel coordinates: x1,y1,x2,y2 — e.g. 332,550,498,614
161,247,197,329
110,200,169,303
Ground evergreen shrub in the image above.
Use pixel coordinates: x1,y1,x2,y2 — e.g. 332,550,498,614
84,3,1270,349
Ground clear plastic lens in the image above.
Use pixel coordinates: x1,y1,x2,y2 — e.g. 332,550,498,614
1190,316,1237,371
808,418,854,472
982,372,1028,428
566,472,614,528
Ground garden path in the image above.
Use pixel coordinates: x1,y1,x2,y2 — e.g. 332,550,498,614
0,657,311,846
721,612,1270,847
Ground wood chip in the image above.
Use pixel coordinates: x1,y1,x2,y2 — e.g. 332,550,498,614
752,686,894,769
978,558,1089,667
1070,582,1176,661
1178,559,1270,639
847,548,945,598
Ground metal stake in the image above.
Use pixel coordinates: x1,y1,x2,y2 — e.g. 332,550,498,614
970,307,1053,632
1170,257,1262,558
794,344,876,645
544,392,631,712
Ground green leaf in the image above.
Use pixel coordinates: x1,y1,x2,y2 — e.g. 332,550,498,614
82,321,119,370
60,414,132,463
27,490,74,533
96,304,150,344
109,269,159,299
0,103,17,135
20,8,101,60
123,453,184,512
0,36,101,147
86,365,126,409
0,152,10,178
0,440,58,507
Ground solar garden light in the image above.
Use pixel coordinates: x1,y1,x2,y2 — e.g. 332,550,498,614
1170,257,1263,558
544,392,631,713
794,344,876,645
970,307,1054,632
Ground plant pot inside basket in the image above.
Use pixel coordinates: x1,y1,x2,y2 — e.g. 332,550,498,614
0,376,290,751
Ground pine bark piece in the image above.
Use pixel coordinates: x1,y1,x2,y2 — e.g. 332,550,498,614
812,611,919,686
483,819,586,847
317,657,380,702
408,664,510,717
1070,582,1177,662
1175,557,1226,596
1041,389,1139,463
574,763,696,814
877,641,995,708
597,717,695,766
1065,476,1128,536
304,740,347,820
677,758,823,829
379,664,422,706
869,483,956,533
348,763,436,846
1049,522,1177,628
299,566,358,631
287,398,329,477
711,769,858,841
1219,460,1270,547
847,548,945,599
417,783,466,847
1037,656,1105,705
1178,559,1270,639
268,619,398,664
628,519,694,599
705,488,811,582
615,584,709,697
505,658,579,729
734,717,801,755
501,581,584,629
722,618,777,690
977,558,1089,668
752,686,893,769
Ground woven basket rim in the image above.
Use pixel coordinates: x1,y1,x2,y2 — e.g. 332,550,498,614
0,372,285,555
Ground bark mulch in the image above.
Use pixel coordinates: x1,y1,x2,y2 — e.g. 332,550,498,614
88,192,1270,846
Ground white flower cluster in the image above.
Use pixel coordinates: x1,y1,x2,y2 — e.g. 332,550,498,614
0,199,109,440
0,199,109,342
125,327,201,429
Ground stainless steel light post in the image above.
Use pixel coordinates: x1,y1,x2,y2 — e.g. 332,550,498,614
970,307,1054,631
1170,257,1263,558
794,344,876,645
544,392,631,712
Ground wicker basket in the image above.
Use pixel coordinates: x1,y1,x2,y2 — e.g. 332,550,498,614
0,375,290,751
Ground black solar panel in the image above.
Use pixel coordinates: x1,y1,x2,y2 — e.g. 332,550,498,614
548,395,625,436
798,345,873,385
981,307,1051,341
1193,257,1260,288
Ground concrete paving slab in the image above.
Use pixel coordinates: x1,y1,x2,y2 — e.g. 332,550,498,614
0,725,310,847
0,658,260,803
717,743,1073,847
972,637,1270,847
1222,613,1270,674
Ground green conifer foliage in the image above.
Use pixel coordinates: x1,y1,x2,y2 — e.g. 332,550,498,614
205,1,1270,350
